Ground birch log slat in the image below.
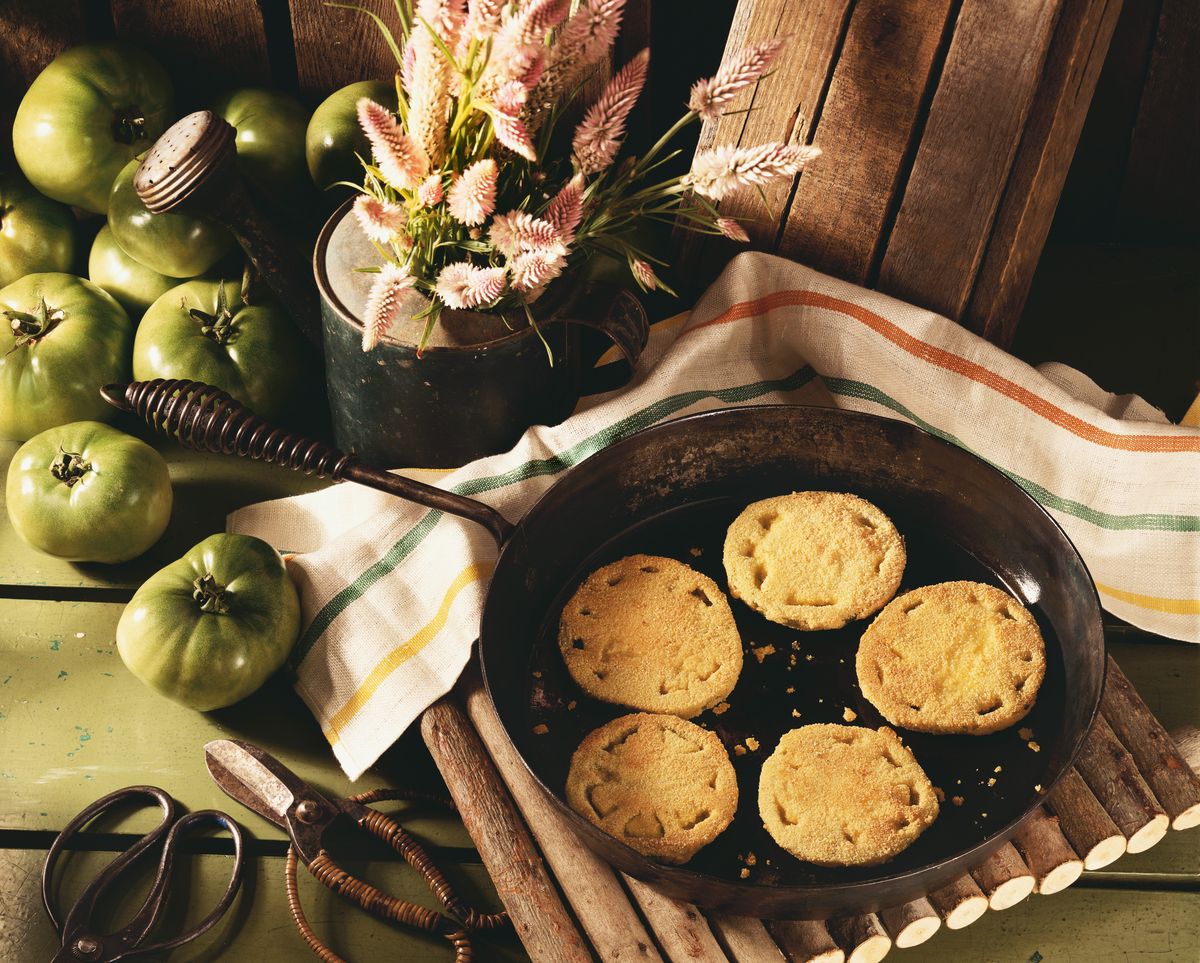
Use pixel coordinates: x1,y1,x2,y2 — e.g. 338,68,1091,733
462,667,663,962
875,0,1062,321
876,898,940,948
826,914,891,963
622,875,730,963
1045,768,1128,869
110,0,272,96
970,842,1035,910
420,698,591,963
777,0,955,284
1011,808,1084,894
289,0,399,95
707,914,787,963
1102,656,1200,830
964,0,1125,343
768,919,845,963
926,874,988,929
1074,713,1170,853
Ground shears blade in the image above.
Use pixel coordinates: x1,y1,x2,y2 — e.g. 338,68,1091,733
204,739,298,829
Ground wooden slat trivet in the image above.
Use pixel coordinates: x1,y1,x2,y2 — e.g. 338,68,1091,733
443,658,1200,962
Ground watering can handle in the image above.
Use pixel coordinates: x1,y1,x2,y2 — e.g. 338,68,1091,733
558,282,650,395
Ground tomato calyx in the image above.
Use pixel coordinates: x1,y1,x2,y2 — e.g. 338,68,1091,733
50,449,92,487
192,573,232,614
188,282,237,345
112,107,149,145
4,297,65,352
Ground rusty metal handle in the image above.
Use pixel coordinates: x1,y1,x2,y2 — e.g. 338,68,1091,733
100,379,514,544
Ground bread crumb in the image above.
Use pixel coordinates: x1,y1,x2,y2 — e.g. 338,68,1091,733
739,867,750,879
987,777,996,787
745,736,760,752
981,812,988,818
805,653,814,662
788,654,798,667
711,701,731,715
791,708,801,718
786,686,795,694
689,547,703,557
791,640,801,650
994,766,1002,773
952,796,964,807
532,671,542,679
567,700,577,711
934,786,946,802
733,744,747,756
1034,784,1043,792
842,707,857,722
1018,727,1034,741
1028,741,1041,753
751,644,776,663
746,852,757,866
532,723,549,735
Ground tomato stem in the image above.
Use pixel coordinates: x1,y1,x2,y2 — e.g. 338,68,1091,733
113,109,148,146
188,282,236,345
4,297,64,351
192,574,232,615
49,449,91,488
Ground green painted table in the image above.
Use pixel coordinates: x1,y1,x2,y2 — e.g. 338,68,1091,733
1,435,1197,962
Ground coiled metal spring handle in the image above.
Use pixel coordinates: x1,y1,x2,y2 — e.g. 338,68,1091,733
101,380,514,544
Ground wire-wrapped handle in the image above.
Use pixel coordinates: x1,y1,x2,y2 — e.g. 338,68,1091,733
101,379,515,544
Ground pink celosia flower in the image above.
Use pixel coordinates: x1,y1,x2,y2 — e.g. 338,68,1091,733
465,0,504,37
509,249,566,292
417,174,444,207
493,79,529,115
490,111,537,162
489,211,562,258
630,258,659,291
362,262,415,351
436,262,508,309
357,98,428,190
353,194,407,243
401,39,417,92
716,216,751,243
544,173,585,245
447,158,498,225
571,49,649,175
417,0,466,45
688,38,784,121
554,0,625,74
685,143,820,200
505,0,569,46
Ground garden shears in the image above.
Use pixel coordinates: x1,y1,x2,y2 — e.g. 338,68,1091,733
204,738,506,962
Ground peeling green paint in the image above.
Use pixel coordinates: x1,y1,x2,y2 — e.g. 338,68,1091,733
49,639,61,651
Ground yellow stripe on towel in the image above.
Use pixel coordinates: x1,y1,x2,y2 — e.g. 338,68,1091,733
324,561,493,744
1096,581,1200,616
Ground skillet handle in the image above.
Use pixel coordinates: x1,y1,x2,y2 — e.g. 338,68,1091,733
99,379,513,545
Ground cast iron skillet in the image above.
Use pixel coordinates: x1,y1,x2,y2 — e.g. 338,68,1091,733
105,385,1105,919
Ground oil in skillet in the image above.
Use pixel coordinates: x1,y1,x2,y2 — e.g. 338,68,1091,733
523,495,1066,886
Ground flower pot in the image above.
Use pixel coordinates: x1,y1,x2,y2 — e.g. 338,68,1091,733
314,199,648,468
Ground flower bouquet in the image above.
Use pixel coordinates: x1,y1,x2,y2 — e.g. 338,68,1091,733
345,0,819,355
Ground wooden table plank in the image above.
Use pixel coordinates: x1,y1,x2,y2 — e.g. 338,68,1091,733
0,598,471,848
2,848,522,961
0,441,328,592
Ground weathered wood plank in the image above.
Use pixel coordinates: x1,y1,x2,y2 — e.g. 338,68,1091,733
289,0,400,96
0,440,328,592
1117,0,1200,240
966,0,1124,345
3,848,523,962
777,0,956,285
0,598,471,848
876,0,1062,321
110,0,272,98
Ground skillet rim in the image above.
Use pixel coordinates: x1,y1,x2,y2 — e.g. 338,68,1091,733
479,403,1106,909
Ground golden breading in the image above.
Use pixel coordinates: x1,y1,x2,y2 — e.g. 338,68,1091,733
759,724,938,866
566,712,738,864
723,492,905,630
856,581,1046,735
558,554,743,717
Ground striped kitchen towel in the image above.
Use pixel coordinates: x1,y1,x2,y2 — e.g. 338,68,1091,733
229,252,1200,779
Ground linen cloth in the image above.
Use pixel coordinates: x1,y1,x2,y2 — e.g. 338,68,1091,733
230,253,1200,779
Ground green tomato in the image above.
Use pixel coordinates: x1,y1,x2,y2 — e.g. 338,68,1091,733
6,421,172,563
12,44,172,214
0,172,76,287
88,224,178,319
0,273,132,440
117,533,301,710
213,88,311,209
306,81,396,191
134,279,303,419
108,159,234,278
